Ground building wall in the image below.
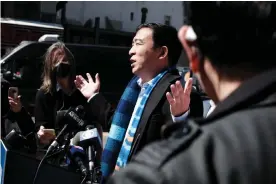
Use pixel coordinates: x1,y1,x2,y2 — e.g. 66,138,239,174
65,1,184,32
1,2,41,21
40,1,57,14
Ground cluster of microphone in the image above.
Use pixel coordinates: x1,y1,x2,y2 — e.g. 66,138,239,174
3,105,102,184
66,126,102,179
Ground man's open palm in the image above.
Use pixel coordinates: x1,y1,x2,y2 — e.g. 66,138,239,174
74,73,101,100
166,78,193,117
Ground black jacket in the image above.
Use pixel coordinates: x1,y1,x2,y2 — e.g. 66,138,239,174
89,69,203,161
34,88,104,163
107,68,276,184
3,108,35,137
34,88,102,131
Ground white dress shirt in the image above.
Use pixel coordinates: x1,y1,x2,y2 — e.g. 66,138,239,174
206,100,216,117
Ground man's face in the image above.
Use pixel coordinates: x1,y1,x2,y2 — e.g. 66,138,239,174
129,28,162,79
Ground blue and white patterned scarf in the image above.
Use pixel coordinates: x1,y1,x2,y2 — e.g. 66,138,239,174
101,70,168,181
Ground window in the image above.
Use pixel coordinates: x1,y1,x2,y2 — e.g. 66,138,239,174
164,15,171,26
130,12,134,21
141,7,148,24
14,2,41,21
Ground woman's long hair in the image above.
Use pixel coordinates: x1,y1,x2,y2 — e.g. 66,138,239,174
40,42,76,94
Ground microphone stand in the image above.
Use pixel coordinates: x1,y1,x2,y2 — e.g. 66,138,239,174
87,145,95,183
32,125,68,184
41,126,74,167
45,132,74,167
83,125,97,184
64,132,74,156
59,132,74,167
85,146,102,184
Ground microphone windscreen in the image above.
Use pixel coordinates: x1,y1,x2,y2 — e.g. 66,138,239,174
79,128,102,149
65,107,86,129
56,110,67,128
70,145,85,155
4,129,26,149
75,105,85,118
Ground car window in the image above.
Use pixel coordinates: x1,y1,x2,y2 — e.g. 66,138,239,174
17,57,44,89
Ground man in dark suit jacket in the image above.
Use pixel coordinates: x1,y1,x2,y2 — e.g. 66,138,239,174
106,2,276,184
74,23,201,180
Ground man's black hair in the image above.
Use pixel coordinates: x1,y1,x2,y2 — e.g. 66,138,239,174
136,23,182,67
189,2,276,78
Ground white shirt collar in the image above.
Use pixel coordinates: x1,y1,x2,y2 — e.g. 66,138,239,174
137,77,155,88
209,100,215,107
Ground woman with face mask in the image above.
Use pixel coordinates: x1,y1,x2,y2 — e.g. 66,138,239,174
34,42,102,146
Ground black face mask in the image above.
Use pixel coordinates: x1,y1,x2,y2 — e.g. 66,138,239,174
54,63,71,78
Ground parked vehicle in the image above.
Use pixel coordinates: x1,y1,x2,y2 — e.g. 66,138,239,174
1,35,133,115
1,18,63,57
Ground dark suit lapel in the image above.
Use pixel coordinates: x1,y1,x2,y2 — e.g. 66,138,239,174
128,72,180,159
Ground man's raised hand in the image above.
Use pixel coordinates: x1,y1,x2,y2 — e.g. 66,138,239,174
166,78,193,117
74,73,101,100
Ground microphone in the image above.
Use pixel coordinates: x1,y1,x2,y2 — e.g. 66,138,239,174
67,145,88,176
4,129,26,150
72,125,102,182
71,126,102,150
85,125,96,177
4,129,37,153
64,105,86,129
33,106,86,184
47,105,86,154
